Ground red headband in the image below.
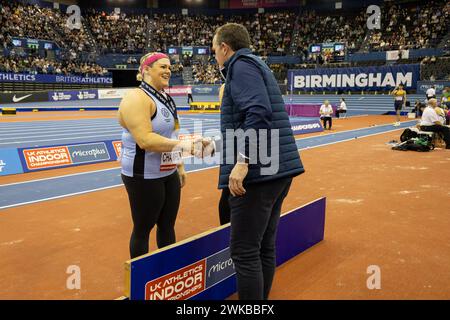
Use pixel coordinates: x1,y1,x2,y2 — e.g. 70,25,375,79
140,53,169,74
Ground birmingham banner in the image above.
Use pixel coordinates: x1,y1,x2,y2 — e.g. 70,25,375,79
288,64,420,92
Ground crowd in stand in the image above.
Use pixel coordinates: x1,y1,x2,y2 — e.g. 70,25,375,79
421,56,450,81
368,0,449,51
269,63,289,83
0,0,449,82
0,0,105,76
86,10,148,54
4,3,442,58
0,55,108,76
0,0,94,56
88,11,295,56
192,63,221,84
170,63,184,76
292,10,367,59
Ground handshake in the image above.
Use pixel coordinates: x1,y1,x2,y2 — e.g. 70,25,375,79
178,137,216,158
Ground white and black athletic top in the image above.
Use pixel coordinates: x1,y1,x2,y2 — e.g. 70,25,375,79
320,104,333,117
121,81,180,179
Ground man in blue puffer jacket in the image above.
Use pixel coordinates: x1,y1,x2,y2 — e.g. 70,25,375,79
213,23,305,300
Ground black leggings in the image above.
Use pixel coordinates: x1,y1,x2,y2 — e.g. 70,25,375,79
122,172,181,259
420,125,450,147
322,116,332,129
335,109,346,118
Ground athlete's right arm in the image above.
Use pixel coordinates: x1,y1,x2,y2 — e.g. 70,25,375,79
118,89,193,153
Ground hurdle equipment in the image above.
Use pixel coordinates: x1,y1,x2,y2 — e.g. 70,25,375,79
123,198,326,300
189,102,221,113
1,108,16,115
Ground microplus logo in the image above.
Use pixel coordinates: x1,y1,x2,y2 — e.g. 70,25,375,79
0,159,6,172
194,87,213,94
420,84,445,92
71,148,106,159
207,258,234,278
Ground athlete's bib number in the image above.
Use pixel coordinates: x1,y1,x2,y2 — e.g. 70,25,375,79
160,151,182,171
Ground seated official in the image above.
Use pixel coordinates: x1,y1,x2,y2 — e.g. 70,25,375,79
426,85,436,100
412,100,426,117
335,98,347,118
319,100,333,130
419,98,450,150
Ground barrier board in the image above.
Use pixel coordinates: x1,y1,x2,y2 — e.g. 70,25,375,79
124,197,326,300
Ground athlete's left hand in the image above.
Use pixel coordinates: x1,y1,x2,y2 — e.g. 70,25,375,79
178,168,187,188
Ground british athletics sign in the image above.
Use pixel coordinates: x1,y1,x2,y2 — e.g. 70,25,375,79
0,72,113,85
288,64,420,92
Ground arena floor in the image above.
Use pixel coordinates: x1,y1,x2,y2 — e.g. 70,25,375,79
0,110,449,300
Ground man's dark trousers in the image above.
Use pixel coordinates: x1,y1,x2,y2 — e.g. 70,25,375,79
420,125,450,148
228,177,292,300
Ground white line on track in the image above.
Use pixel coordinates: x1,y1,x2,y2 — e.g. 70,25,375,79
0,167,121,187
298,126,408,150
0,166,221,210
0,125,222,145
298,120,415,141
0,130,122,141
0,184,125,210
0,133,122,145
0,125,122,136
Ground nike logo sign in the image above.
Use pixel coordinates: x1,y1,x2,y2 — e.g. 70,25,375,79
12,94,32,103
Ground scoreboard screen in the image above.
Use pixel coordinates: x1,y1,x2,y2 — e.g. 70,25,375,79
310,45,321,53
334,44,345,51
12,39,22,47
27,39,39,49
